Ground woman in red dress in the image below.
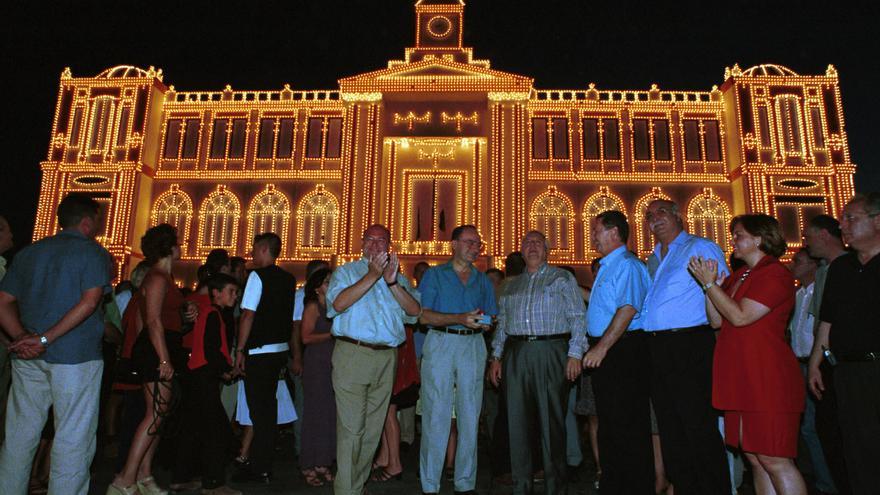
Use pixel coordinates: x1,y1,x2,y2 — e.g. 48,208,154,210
689,214,806,495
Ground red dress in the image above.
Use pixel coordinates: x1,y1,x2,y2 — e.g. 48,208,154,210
712,255,804,457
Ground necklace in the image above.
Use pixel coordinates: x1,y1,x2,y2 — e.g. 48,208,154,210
739,269,751,283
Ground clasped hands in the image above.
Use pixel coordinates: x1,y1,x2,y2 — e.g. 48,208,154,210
366,251,401,284
8,333,47,359
688,256,724,287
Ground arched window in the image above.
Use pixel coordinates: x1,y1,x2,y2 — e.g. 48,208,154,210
296,184,339,255
582,186,627,257
198,185,240,254
247,185,290,254
634,187,672,257
687,188,731,252
151,184,193,255
529,185,575,257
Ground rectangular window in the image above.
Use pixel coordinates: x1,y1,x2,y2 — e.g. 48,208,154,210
116,107,131,147
757,107,772,147
163,119,182,159
181,119,200,159
703,120,722,161
276,118,294,158
89,98,112,151
306,117,323,158
582,119,599,159
652,119,671,161
810,107,825,149
209,120,227,158
683,120,702,161
776,96,803,154
228,119,247,159
70,107,84,146
531,118,549,159
603,119,620,160
257,119,275,158
326,118,343,158
633,119,651,160
822,87,840,133
552,118,569,159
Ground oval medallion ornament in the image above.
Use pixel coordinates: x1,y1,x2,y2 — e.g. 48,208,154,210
427,16,453,39
778,179,818,189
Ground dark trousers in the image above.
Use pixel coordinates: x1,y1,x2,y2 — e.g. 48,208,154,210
503,338,568,495
834,360,880,495
244,351,287,474
814,362,852,494
648,329,730,495
591,334,653,494
174,367,231,488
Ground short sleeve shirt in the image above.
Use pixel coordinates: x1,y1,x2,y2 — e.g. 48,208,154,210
0,229,112,364
819,251,880,354
418,261,498,329
587,246,650,337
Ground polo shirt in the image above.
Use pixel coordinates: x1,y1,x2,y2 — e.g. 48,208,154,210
819,251,880,354
586,246,650,337
0,229,111,364
418,260,498,330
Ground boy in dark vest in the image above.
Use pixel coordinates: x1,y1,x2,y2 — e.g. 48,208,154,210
232,233,297,484
185,273,241,495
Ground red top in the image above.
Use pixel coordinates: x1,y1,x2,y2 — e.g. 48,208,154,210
182,292,211,349
188,305,231,371
141,268,184,333
712,255,804,413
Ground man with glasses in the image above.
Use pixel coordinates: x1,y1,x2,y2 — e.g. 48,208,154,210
641,199,731,494
808,193,880,494
417,225,497,495
488,230,587,495
326,224,420,495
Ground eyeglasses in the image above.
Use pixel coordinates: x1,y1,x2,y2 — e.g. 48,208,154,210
456,239,484,248
842,211,880,222
645,207,673,222
362,236,389,245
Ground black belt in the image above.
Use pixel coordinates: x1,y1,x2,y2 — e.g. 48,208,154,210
797,356,811,364
646,324,712,337
836,351,880,362
508,333,570,342
587,330,644,346
431,326,483,336
336,336,394,351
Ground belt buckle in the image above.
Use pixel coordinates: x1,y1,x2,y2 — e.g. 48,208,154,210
868,352,878,361
525,335,538,342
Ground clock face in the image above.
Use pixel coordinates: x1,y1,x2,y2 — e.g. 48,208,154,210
426,15,453,39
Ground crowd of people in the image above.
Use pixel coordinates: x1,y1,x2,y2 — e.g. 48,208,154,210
0,190,877,495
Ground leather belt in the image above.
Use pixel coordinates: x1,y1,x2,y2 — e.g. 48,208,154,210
247,342,289,356
836,351,880,362
336,335,394,351
508,333,570,342
587,330,644,346
431,326,483,336
646,324,712,337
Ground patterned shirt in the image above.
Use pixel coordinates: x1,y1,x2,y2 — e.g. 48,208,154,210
491,263,587,359
326,258,420,347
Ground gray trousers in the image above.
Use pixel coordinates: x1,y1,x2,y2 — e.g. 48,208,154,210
0,358,103,495
419,331,486,492
504,339,569,495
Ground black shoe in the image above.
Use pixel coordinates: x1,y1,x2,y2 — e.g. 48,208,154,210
230,469,271,484
454,491,476,495
567,463,581,483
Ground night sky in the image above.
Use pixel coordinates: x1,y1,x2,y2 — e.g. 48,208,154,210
3,0,878,255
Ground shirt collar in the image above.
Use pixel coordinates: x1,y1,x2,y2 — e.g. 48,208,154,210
599,245,627,266
652,230,688,258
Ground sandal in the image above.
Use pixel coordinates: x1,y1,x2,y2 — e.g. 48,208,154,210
301,469,325,487
136,476,168,495
315,466,334,483
105,483,139,495
370,468,402,482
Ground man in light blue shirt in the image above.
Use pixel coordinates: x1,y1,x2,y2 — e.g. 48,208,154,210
641,199,730,495
418,225,497,495
325,224,420,495
582,210,653,493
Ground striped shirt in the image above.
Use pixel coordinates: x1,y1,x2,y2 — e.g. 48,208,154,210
491,263,588,359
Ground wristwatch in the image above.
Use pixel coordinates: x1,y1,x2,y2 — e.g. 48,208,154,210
702,280,715,292
39,335,49,347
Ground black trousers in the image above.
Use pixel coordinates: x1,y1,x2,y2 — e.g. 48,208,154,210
814,362,852,494
834,360,880,495
648,329,730,495
174,367,232,488
591,334,654,494
244,351,287,474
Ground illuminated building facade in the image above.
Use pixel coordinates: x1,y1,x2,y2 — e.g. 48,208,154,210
33,0,856,282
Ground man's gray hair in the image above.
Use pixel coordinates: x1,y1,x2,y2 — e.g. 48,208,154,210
522,230,551,250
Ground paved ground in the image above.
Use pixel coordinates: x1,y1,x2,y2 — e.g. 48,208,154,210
90,426,603,495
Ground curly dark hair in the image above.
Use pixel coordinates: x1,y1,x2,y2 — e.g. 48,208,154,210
141,224,178,264
730,214,787,258
303,267,332,307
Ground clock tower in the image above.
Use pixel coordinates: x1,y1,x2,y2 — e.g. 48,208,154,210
414,0,464,51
